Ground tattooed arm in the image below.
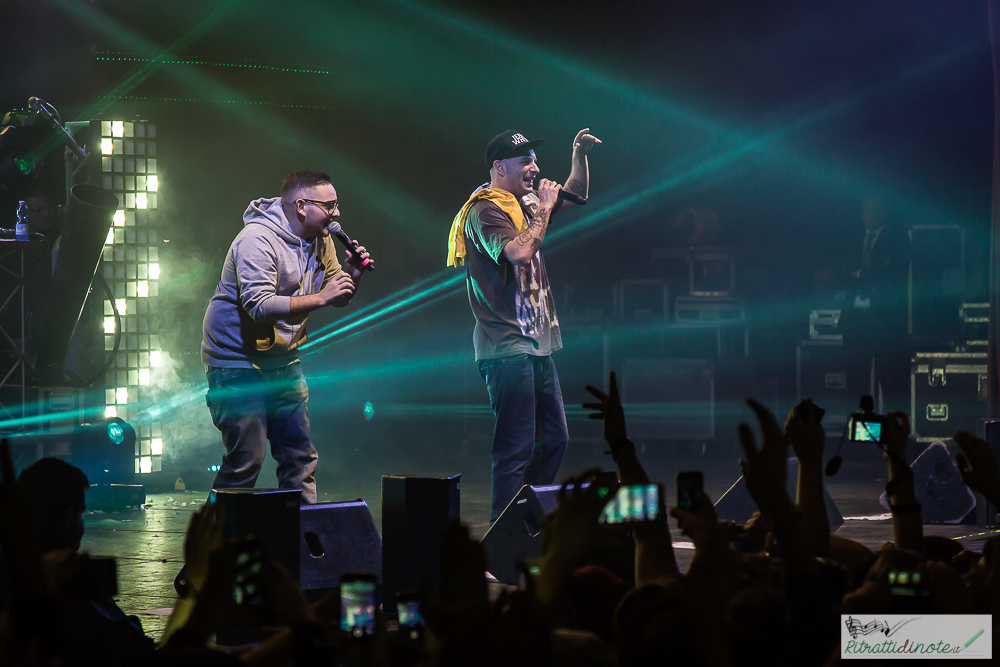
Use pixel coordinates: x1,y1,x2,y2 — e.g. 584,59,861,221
562,128,602,206
503,179,560,266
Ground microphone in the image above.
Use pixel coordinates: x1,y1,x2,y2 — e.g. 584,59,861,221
556,189,587,206
28,97,87,161
532,185,587,214
327,221,374,272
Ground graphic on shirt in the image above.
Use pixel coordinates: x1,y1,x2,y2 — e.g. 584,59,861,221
514,255,559,338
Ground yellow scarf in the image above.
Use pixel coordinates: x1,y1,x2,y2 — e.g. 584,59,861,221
446,186,527,267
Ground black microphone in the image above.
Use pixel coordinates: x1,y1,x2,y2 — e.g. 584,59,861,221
556,189,587,206
28,97,87,161
327,221,374,272
535,186,586,214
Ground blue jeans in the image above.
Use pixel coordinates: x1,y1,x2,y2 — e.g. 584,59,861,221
478,354,569,523
205,364,318,504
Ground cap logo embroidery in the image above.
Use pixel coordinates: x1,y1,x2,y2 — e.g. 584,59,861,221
510,133,528,145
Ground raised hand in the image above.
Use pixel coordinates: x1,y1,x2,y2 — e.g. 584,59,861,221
183,502,225,594
953,430,1000,506
669,492,727,552
881,411,911,471
786,400,830,558
785,399,825,468
571,128,602,157
583,371,628,445
738,398,789,514
540,468,611,564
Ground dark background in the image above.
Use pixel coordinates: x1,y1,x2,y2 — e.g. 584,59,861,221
2,0,993,497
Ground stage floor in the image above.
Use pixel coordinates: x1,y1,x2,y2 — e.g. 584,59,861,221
81,444,1000,643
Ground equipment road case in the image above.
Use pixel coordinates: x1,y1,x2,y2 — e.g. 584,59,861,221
911,352,987,443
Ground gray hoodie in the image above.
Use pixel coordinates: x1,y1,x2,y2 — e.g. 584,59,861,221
201,197,341,369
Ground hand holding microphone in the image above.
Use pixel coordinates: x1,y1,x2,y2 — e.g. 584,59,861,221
328,221,374,273
533,179,587,215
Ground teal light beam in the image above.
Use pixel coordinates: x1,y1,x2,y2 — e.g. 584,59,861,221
0,406,109,433
370,401,772,420
55,0,245,124
302,273,464,351
390,0,721,135
22,0,245,168
305,40,981,354
307,270,463,340
54,0,450,238
302,133,781,355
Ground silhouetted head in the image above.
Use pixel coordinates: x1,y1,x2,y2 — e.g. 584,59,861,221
17,457,89,552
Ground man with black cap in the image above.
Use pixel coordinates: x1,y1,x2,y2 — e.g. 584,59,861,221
447,128,601,523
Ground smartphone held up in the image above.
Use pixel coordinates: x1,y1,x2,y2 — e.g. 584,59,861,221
340,573,377,638
599,484,660,524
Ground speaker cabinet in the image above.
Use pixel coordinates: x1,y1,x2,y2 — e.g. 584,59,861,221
713,458,843,529
381,473,460,611
210,487,301,581
480,484,561,585
878,441,975,524
300,500,382,591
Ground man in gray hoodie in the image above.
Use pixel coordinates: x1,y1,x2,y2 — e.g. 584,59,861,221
201,170,369,503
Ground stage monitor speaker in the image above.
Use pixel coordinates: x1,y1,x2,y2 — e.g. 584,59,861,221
382,473,460,613
480,483,561,585
300,500,382,592
210,488,301,581
714,457,843,529
877,441,975,524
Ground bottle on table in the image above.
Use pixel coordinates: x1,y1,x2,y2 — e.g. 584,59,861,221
15,201,28,241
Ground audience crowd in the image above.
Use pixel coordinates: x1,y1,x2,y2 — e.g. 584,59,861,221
1,370,999,666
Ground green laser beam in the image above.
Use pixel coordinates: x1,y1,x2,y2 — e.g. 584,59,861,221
58,0,450,241
94,52,333,74
18,0,244,170
55,0,245,124
97,95,343,111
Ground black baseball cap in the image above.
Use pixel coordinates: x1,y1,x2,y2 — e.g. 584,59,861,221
485,130,545,169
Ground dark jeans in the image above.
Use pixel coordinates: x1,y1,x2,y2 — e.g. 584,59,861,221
205,364,318,503
478,354,569,523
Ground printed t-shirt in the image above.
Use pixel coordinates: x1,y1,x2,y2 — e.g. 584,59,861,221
462,199,561,361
